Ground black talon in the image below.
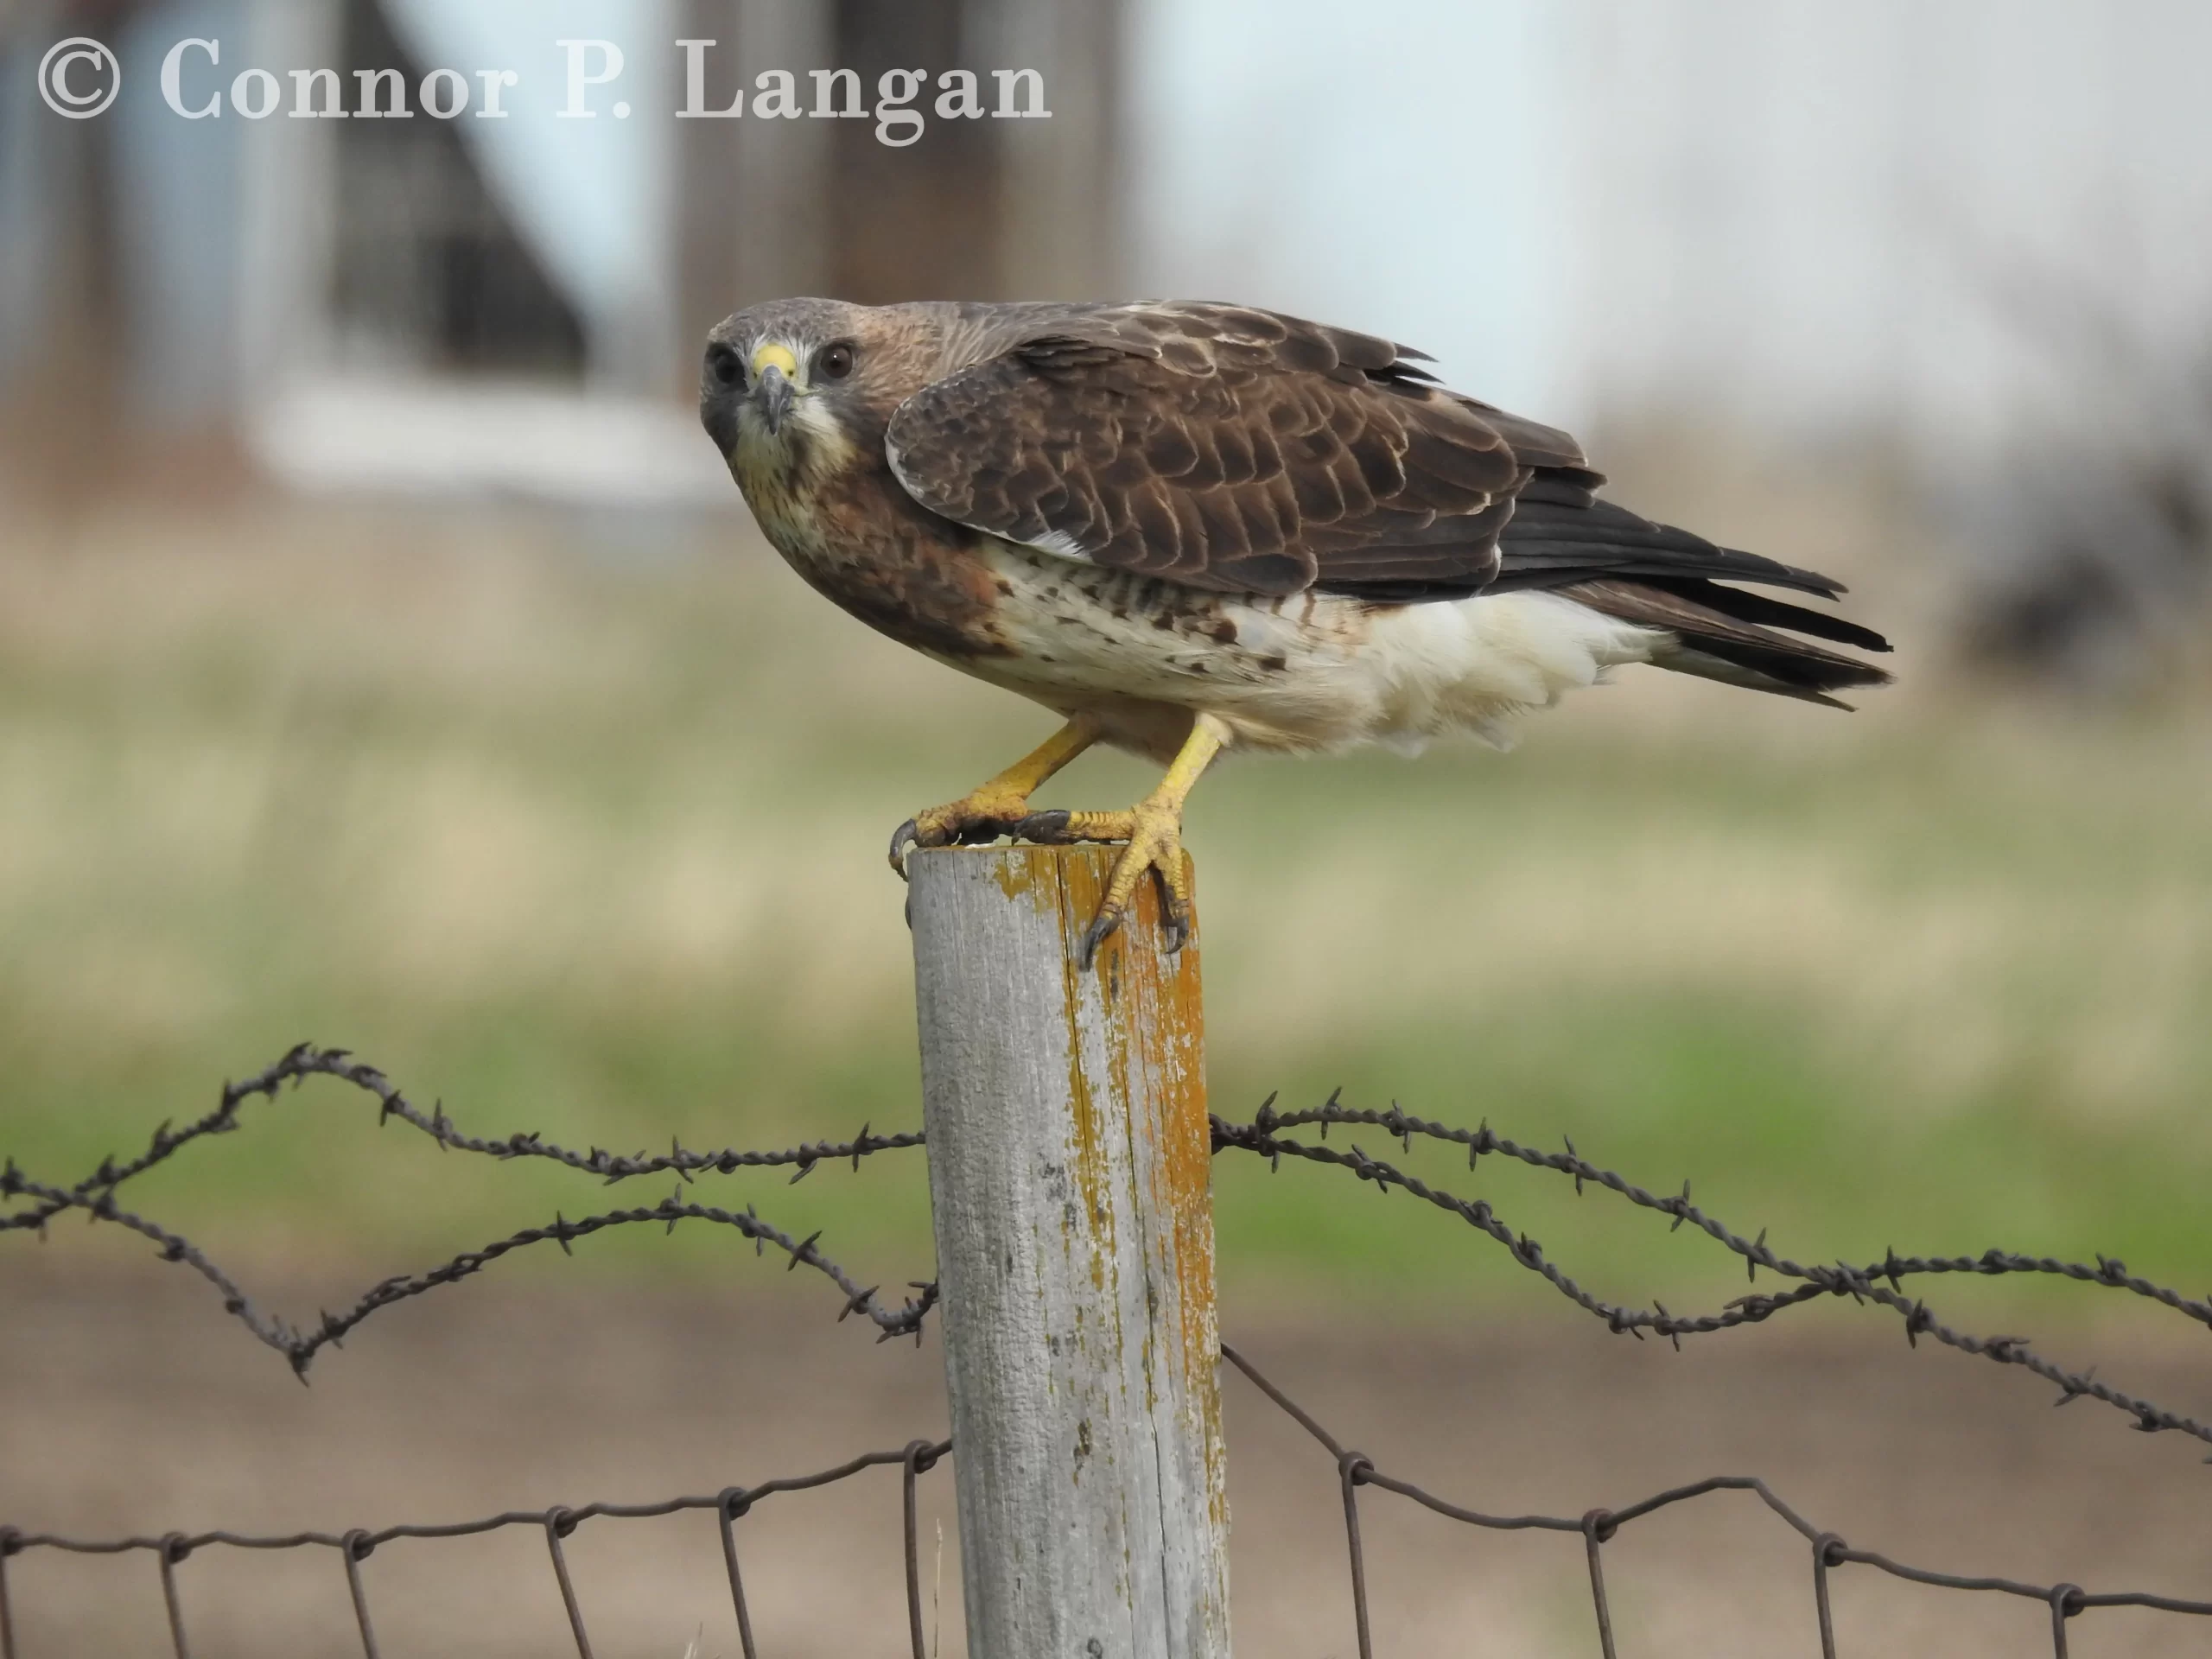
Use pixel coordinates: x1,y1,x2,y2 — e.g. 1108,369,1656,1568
888,818,920,876
1016,810,1074,845
1153,866,1191,954
1160,905,1189,956
1078,907,1123,969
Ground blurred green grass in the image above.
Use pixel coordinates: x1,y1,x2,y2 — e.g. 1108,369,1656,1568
3,501,2209,1323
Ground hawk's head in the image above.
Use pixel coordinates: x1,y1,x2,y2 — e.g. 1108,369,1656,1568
701,299,931,493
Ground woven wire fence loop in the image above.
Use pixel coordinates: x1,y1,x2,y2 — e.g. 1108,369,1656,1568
903,1441,933,1659
339,1529,381,1659
1581,1510,1619,1659
0,1528,17,1659
2050,1583,2083,1658
714,1488,760,1659
543,1510,594,1659
1218,1342,2212,1656
0,1443,957,1658
1811,1531,1846,1659
156,1534,193,1659
1337,1453,1376,1659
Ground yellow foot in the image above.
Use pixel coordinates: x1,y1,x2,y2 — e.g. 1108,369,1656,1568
1016,804,1193,967
887,782,1039,873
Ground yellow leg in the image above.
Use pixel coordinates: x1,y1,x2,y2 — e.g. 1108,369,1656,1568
1022,714,1229,965
889,717,1098,873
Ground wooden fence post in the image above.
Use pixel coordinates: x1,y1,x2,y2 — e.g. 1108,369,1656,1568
908,843,1230,1659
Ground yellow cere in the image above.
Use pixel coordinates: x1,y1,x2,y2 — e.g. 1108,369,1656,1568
751,342,800,379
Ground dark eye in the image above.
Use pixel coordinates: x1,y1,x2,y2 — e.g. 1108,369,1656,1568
818,342,855,380
707,343,742,387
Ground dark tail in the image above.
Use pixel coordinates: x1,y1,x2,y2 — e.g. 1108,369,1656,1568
1497,477,1894,707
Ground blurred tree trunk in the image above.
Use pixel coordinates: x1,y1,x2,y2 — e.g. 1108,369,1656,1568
827,0,1007,302
677,0,1123,374
0,48,122,501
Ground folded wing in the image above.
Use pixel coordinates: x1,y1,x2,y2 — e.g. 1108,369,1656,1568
885,299,1891,701
886,301,1567,596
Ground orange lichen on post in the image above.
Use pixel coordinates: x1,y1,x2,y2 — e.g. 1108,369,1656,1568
1058,846,1221,1499
908,842,1230,1659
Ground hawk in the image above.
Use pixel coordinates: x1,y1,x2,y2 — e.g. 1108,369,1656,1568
700,299,1891,963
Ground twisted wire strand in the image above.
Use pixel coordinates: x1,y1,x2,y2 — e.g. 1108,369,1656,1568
0,1045,936,1371
1209,1097,2212,1452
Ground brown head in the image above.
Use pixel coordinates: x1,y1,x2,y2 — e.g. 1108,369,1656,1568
699,298,954,496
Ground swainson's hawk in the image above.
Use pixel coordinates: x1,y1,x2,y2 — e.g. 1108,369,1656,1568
700,299,1891,963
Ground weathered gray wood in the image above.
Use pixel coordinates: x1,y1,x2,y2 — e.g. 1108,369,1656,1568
909,844,1229,1659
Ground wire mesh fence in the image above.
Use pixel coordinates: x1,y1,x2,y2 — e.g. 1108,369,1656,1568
4,1044,2209,1656
0,1440,950,1659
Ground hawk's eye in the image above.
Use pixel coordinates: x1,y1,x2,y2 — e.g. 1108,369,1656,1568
818,342,855,380
706,343,742,387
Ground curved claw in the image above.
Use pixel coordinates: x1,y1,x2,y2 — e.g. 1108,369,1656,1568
1078,906,1125,970
1074,867,1189,969
1072,816,1192,969
1158,892,1191,957
888,818,922,878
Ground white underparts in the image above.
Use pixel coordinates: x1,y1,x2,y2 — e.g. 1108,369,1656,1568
963,541,1668,759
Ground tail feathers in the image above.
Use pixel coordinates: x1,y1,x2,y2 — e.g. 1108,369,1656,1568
1560,576,1894,707
1498,489,1848,600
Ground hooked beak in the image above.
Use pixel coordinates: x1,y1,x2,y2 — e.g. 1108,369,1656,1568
750,342,798,435
754,365,794,435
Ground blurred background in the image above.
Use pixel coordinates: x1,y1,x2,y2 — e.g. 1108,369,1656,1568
3,1,2210,1654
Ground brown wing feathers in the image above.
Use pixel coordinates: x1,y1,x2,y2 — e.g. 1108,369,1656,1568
886,300,1890,696
887,302,1524,596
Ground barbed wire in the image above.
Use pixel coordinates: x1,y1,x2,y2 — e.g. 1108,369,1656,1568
7,1052,2210,1444
0,1044,936,1372
6,1054,2208,1450
1207,1096,2212,1454
5,1056,2212,1655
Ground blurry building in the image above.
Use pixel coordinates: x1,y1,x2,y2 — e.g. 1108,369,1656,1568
1126,0,2212,454
8,0,2212,683
0,0,1123,506
1116,0,2212,686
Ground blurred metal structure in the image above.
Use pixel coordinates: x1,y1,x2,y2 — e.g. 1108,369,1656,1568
321,0,586,380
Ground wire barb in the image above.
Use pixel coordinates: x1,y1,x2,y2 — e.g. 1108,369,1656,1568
1209,1097,2212,1451
8,1068,2212,1649
0,1046,938,1367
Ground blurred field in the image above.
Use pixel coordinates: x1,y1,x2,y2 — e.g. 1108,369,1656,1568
3,492,2210,1325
